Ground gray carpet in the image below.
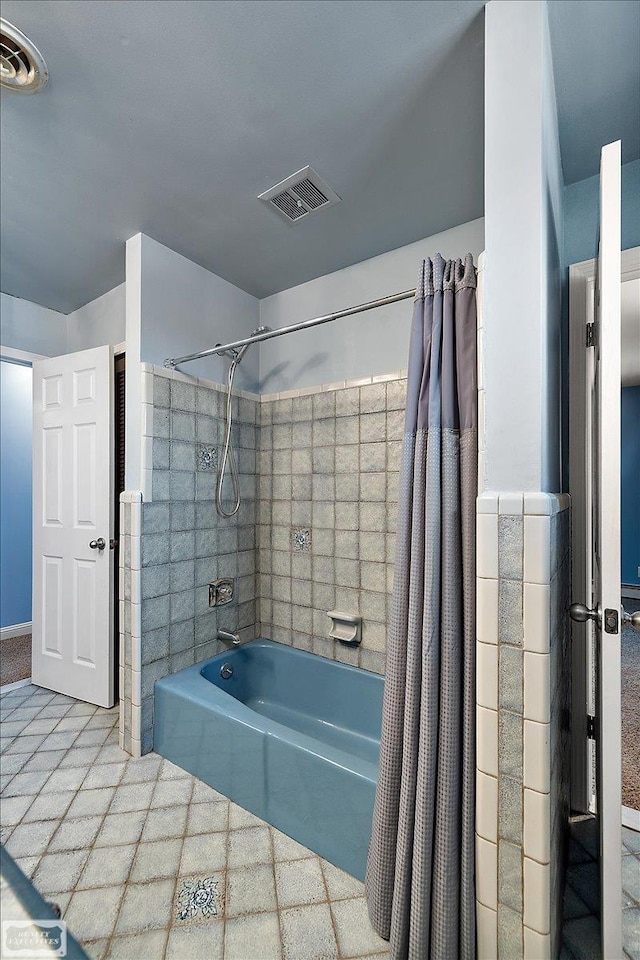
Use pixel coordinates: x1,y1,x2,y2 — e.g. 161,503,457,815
0,633,31,687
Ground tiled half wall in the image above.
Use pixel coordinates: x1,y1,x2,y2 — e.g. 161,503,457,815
120,364,408,756
475,491,572,960
119,491,142,757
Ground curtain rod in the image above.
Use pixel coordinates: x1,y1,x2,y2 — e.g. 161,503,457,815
163,287,416,369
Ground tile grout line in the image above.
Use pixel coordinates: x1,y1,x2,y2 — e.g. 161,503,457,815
101,760,173,953
319,854,344,958
265,816,280,960
5,701,121,864
33,712,126,898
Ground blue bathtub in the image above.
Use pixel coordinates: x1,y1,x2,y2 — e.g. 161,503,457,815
154,639,384,880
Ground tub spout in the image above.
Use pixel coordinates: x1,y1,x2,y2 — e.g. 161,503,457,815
217,629,241,647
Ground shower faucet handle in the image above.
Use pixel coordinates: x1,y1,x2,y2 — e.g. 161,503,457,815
209,578,234,607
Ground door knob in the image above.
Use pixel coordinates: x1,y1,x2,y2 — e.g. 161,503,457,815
89,538,106,550
623,607,640,633
569,602,601,626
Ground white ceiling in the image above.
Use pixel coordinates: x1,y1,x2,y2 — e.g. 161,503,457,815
0,0,638,315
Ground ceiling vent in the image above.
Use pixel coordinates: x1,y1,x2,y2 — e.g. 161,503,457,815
0,19,48,94
259,166,341,225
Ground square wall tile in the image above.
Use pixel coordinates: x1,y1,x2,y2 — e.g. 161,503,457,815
523,789,550,864
477,903,497,960
498,516,524,580
498,775,522,845
523,516,551,585
477,578,499,645
498,903,523,960
523,582,551,653
523,858,550,934
498,839,522,912
477,771,498,844
477,706,498,777
477,514,499,579
498,711,522,779
523,493,554,516
498,646,523,713
523,925,551,960
523,652,550,723
523,720,550,793
499,580,523,646
499,493,524,515
477,642,498,711
476,836,498,910
477,492,499,514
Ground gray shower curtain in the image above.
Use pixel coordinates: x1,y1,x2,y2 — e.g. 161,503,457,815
366,253,477,960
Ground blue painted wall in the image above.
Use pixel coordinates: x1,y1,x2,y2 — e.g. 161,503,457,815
564,158,640,267
621,386,640,587
0,360,33,628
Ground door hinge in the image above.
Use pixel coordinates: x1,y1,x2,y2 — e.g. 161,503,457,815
586,322,596,348
587,714,597,740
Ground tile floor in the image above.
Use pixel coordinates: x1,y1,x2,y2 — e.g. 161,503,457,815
562,816,640,960
0,683,390,960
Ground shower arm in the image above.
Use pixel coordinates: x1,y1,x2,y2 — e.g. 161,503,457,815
163,287,416,369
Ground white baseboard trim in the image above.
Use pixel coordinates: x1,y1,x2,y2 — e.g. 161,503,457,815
0,621,32,641
622,805,640,832
622,584,640,601
0,677,32,694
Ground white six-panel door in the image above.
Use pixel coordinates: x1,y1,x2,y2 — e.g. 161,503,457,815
32,346,114,707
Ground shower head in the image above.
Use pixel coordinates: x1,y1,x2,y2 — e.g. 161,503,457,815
235,325,272,362
216,326,273,363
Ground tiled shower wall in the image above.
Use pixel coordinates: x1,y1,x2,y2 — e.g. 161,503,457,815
257,375,407,675
475,492,572,960
121,367,260,756
121,366,406,754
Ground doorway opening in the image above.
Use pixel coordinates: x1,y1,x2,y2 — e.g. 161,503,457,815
113,351,126,701
566,243,640,958
0,355,34,687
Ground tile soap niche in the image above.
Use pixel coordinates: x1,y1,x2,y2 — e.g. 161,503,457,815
328,611,362,646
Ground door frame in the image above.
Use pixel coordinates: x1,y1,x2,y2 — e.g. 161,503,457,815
0,347,46,647
0,346,47,364
569,244,640,814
